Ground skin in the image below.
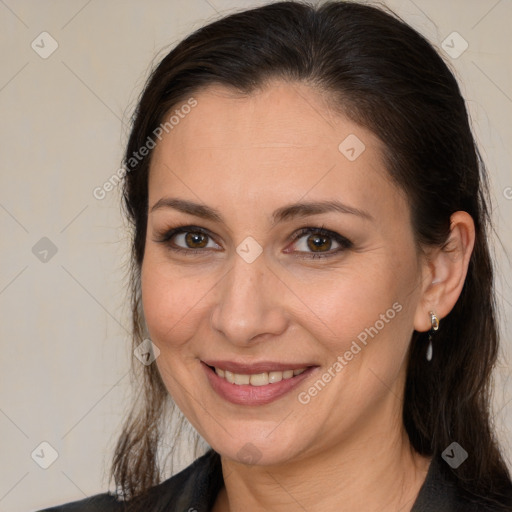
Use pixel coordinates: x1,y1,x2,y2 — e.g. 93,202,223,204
141,80,475,512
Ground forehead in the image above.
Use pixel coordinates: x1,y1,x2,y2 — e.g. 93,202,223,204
152,80,383,158
148,80,407,226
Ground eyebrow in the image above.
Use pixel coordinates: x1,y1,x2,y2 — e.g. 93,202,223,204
150,197,373,224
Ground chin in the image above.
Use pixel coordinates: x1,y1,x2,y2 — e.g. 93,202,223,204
205,425,309,467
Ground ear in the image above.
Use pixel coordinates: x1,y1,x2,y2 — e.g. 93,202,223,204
413,211,476,332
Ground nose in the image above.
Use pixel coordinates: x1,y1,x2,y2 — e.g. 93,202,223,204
209,249,289,346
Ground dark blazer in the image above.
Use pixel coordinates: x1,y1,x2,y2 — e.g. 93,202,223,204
35,449,511,511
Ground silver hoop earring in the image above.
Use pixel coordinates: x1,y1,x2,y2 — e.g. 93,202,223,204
426,311,439,362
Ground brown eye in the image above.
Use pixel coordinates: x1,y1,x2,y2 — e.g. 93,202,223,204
306,233,332,252
288,227,353,259
183,231,209,249
154,225,220,254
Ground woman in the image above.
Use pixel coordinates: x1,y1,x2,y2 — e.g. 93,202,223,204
40,1,512,511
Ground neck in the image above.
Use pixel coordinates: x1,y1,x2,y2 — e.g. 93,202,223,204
213,419,431,512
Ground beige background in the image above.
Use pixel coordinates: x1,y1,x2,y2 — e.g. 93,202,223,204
0,0,511,510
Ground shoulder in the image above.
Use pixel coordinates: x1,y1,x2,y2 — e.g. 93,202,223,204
412,454,512,512
35,449,222,512
35,493,120,512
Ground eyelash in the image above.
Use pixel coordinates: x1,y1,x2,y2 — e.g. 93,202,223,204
153,224,353,259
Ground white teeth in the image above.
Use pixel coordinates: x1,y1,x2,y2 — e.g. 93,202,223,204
214,367,307,386
268,371,283,384
234,373,250,385
250,373,269,386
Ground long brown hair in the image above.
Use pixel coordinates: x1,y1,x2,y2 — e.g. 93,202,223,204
112,1,512,508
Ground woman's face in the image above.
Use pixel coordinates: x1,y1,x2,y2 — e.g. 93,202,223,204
141,81,428,466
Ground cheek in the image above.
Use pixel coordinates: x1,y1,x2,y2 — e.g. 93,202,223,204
140,249,210,351
311,260,419,386
319,263,410,338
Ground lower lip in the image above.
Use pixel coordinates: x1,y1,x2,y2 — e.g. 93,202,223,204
202,363,316,405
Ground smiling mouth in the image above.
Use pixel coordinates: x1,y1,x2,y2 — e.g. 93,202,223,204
202,361,318,405
207,365,307,386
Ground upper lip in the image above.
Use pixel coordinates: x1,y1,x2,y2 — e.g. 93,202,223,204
202,360,316,373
